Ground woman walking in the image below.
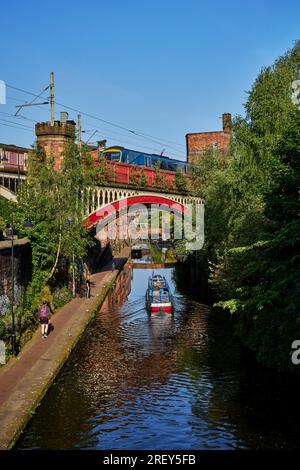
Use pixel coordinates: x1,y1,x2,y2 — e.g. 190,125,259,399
38,301,50,338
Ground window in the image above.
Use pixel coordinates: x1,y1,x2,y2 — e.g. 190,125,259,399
106,152,121,162
159,159,168,170
127,151,145,165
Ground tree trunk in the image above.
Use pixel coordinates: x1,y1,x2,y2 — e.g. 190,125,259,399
47,230,62,281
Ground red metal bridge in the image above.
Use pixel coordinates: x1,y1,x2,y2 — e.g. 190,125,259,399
0,143,192,196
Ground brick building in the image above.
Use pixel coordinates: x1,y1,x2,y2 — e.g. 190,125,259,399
186,113,232,164
0,143,29,172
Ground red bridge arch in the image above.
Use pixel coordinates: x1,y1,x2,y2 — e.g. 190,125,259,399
84,194,188,229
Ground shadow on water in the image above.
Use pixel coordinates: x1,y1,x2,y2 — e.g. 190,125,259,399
16,261,300,450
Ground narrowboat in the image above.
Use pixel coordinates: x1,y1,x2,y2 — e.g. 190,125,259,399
146,274,174,314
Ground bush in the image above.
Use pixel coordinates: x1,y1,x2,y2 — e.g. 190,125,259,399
175,170,187,193
52,286,72,309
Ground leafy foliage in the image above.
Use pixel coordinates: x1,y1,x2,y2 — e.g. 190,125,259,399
129,166,141,187
52,286,73,309
0,197,14,239
17,143,91,285
190,41,300,372
140,169,147,188
0,142,95,348
175,169,188,193
153,161,165,189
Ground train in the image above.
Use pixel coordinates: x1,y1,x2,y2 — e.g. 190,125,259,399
103,146,189,173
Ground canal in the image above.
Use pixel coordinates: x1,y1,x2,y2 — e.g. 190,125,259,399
17,263,300,450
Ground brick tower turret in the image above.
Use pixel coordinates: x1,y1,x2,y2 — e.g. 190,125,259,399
35,113,76,171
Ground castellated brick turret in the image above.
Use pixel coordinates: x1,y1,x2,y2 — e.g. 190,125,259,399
35,116,76,171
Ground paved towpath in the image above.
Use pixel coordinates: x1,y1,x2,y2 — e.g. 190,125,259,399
0,248,130,449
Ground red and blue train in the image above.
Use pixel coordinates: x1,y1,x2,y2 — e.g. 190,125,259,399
104,146,189,173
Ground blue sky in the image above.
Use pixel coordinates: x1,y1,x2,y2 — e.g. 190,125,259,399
0,0,299,160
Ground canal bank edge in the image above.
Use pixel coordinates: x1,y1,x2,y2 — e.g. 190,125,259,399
0,249,131,450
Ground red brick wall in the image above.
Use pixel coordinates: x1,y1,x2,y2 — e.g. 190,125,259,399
186,113,232,164
37,136,69,171
35,121,76,171
186,131,231,164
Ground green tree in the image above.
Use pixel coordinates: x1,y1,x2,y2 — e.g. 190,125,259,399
140,169,147,188
17,143,91,288
94,154,109,185
175,169,188,193
1,144,97,348
0,197,14,239
153,161,165,189
129,167,140,187
222,110,300,372
189,41,300,372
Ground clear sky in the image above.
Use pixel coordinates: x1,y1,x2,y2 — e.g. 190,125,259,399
0,0,299,160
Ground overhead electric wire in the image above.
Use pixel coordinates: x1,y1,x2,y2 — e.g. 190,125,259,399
53,98,186,154
0,118,34,130
87,129,185,159
130,130,185,149
14,84,49,116
6,84,49,101
7,95,52,114
0,111,37,122
79,120,186,158
0,122,35,133
6,83,186,156
88,127,186,158
6,100,187,159
1,106,183,157
1,105,187,159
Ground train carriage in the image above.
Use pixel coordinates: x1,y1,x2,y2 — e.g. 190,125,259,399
103,146,189,173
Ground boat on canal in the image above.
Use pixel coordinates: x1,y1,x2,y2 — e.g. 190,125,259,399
145,274,174,314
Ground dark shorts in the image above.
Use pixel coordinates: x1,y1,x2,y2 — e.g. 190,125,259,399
39,317,49,325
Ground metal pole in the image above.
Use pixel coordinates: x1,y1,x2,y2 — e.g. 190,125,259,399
77,114,82,149
11,215,16,356
72,252,76,297
50,72,54,126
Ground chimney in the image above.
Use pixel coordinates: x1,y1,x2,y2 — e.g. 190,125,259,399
97,140,107,151
222,113,232,133
60,111,69,123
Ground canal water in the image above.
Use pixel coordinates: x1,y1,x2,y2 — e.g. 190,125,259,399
17,264,300,450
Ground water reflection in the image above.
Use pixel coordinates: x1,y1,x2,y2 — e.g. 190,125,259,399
17,264,300,450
